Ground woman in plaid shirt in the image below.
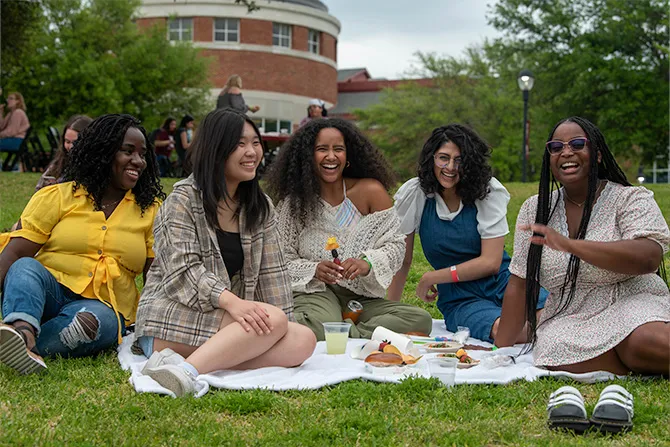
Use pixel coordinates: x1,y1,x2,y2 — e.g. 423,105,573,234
134,109,316,396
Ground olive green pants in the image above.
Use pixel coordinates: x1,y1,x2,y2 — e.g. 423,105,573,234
293,284,433,341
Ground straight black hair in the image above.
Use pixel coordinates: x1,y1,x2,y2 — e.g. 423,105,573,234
190,108,269,231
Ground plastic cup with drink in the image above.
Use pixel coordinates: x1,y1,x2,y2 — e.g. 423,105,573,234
427,357,458,387
322,322,351,355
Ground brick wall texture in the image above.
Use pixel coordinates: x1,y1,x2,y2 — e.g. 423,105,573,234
137,16,338,102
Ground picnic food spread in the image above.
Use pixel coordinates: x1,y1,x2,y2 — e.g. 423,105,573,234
364,341,422,367
438,348,480,368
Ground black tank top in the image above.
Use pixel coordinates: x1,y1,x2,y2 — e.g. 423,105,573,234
216,229,244,278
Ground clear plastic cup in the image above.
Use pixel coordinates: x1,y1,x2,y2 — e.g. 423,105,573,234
322,322,351,355
427,357,458,387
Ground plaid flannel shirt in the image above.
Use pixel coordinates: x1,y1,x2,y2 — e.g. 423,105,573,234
135,176,294,347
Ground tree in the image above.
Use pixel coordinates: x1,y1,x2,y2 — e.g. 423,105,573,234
2,0,212,130
487,0,669,164
355,50,527,181
1,0,44,82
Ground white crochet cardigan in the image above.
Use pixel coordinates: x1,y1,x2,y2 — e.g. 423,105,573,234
276,199,406,298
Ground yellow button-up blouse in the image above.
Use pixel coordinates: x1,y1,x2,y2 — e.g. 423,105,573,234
1,182,158,330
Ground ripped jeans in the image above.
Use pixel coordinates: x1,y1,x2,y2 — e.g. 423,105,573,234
1,257,125,358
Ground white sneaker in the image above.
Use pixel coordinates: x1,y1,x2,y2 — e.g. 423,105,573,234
144,364,197,397
0,324,47,375
141,348,185,375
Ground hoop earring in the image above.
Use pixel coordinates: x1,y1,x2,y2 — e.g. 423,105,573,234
346,161,350,168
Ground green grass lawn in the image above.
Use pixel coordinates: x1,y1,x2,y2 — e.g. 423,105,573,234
1,173,669,446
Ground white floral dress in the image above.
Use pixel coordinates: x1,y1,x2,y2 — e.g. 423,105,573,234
509,182,670,366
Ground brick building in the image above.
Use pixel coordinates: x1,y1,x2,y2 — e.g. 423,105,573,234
136,0,340,133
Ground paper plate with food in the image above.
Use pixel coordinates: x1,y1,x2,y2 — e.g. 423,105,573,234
438,348,480,368
423,341,463,353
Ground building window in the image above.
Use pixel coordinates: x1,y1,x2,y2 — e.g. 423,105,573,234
272,23,291,48
214,18,239,42
168,18,193,41
308,29,320,54
253,118,292,134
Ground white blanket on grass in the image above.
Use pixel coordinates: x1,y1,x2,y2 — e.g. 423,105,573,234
118,320,618,398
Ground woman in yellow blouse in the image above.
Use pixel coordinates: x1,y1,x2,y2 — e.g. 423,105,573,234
0,114,164,374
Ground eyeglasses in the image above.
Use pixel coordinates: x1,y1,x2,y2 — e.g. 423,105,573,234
433,154,462,169
545,137,589,154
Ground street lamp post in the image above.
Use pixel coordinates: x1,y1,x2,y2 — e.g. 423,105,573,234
517,69,535,182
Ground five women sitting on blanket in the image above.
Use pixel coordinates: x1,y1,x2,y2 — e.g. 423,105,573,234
0,114,164,374
134,108,316,397
266,118,433,341
390,124,548,343
495,116,670,376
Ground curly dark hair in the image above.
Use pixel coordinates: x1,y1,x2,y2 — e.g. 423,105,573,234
266,118,396,225
62,114,165,213
417,123,492,205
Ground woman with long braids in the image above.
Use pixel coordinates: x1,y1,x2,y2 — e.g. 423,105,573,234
0,114,164,374
391,124,547,342
496,117,670,375
267,118,432,341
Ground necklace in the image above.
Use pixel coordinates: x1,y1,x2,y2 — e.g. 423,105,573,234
563,181,603,208
100,198,122,210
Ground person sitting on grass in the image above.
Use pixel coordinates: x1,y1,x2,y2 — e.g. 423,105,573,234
175,114,195,176
495,116,670,375
0,92,30,156
153,117,176,177
0,114,164,374
266,118,433,341
1,115,94,234
134,108,316,397
35,114,93,191
390,124,548,343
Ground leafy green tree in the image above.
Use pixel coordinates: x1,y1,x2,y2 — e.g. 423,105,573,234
1,0,44,85
2,0,212,130
488,0,669,164
356,50,527,182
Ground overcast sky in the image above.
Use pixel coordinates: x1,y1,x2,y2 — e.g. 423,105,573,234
321,0,501,79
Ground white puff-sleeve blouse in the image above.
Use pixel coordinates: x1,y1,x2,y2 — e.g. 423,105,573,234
394,177,511,239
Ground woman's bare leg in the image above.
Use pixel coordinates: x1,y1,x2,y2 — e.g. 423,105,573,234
232,322,316,370
615,321,669,375
546,348,630,375
153,303,289,374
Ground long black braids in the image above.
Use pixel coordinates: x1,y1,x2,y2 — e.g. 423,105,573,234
266,118,396,227
62,114,165,213
524,116,632,347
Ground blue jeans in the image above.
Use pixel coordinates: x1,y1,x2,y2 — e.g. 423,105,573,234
156,154,170,177
0,137,23,151
1,258,125,358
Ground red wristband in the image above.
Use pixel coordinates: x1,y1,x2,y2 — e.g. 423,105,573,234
450,265,460,283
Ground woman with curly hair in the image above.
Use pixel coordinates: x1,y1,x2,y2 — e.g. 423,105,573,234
267,118,432,341
496,117,669,375
0,114,164,374
391,124,548,343
134,109,315,397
